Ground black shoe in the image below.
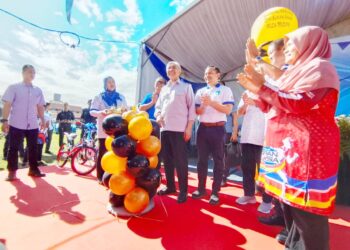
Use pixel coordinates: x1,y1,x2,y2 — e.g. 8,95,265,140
258,214,285,226
209,193,220,205
38,161,48,166
45,151,53,155
28,170,46,177
157,187,176,196
191,189,207,199
5,171,19,181
177,192,187,203
276,228,288,245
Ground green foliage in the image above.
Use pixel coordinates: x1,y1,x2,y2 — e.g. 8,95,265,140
337,115,350,157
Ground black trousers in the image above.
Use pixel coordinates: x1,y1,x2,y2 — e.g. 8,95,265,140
3,134,24,159
223,132,234,180
23,144,43,163
96,138,107,181
282,204,329,250
241,143,272,203
161,131,188,194
7,126,38,172
196,125,225,195
45,129,53,152
59,125,71,147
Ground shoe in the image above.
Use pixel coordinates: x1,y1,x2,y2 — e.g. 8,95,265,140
45,151,53,155
276,228,288,245
258,202,273,214
258,214,285,226
177,192,187,203
221,180,227,187
38,161,48,166
236,196,256,205
157,187,176,196
5,171,19,181
191,189,207,199
28,170,46,177
209,193,220,205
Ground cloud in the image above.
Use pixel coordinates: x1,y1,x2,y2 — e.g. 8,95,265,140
0,26,137,106
170,0,195,13
54,11,63,16
105,0,143,26
74,0,103,21
71,17,79,25
104,26,135,42
89,21,95,28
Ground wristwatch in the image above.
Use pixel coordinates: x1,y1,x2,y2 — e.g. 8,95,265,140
0,118,8,123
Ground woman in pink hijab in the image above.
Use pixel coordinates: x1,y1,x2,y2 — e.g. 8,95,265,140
237,26,340,250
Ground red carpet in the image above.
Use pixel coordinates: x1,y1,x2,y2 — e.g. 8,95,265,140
0,166,349,250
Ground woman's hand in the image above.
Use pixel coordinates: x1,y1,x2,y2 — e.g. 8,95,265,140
236,72,262,94
230,133,238,142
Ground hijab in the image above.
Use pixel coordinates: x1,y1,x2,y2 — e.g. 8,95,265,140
101,76,122,107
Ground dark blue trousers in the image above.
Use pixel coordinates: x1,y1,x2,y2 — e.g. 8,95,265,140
196,124,225,195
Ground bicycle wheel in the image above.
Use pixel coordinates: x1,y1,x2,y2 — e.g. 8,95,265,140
71,146,97,175
57,144,70,168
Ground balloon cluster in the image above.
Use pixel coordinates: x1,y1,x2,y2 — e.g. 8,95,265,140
101,110,162,214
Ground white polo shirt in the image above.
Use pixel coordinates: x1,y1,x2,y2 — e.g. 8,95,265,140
195,83,234,123
238,91,265,146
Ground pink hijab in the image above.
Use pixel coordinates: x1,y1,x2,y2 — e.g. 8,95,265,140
276,26,339,92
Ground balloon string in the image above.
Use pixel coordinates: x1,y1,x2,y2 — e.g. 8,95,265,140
44,199,107,221
158,195,169,218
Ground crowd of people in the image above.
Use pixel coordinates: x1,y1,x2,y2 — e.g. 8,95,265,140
1,25,340,250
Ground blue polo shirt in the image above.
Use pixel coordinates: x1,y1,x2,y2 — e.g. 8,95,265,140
140,93,156,120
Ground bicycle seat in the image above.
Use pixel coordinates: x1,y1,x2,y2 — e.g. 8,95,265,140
66,133,77,140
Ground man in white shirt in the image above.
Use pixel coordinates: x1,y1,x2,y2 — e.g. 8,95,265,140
192,66,234,205
155,61,196,203
44,103,54,154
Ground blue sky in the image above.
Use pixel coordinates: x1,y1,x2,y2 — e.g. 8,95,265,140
0,0,194,106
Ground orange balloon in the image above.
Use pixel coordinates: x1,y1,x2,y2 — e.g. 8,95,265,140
109,171,135,195
105,136,114,151
135,111,149,119
122,110,138,123
101,151,127,174
137,136,161,157
128,116,152,141
148,155,158,169
124,187,150,214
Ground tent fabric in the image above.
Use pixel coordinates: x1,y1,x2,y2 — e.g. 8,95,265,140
137,0,350,115
143,0,350,81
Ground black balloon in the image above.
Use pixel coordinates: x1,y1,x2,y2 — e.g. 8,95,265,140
127,155,149,178
112,135,136,158
102,172,112,188
150,119,160,138
102,114,128,137
109,192,125,207
136,169,161,198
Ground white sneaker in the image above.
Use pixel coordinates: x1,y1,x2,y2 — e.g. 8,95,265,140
236,196,257,205
258,202,273,214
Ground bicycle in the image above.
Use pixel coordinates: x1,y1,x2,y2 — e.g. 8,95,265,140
57,123,97,175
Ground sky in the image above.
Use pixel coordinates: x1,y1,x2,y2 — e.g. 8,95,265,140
0,0,195,107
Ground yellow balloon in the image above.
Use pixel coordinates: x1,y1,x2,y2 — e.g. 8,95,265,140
128,116,152,141
101,151,127,174
251,7,298,58
105,136,114,151
122,110,138,123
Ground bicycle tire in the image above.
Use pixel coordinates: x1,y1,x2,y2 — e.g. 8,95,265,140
57,144,69,168
71,146,97,175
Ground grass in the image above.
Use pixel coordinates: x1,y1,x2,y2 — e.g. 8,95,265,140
0,129,82,171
